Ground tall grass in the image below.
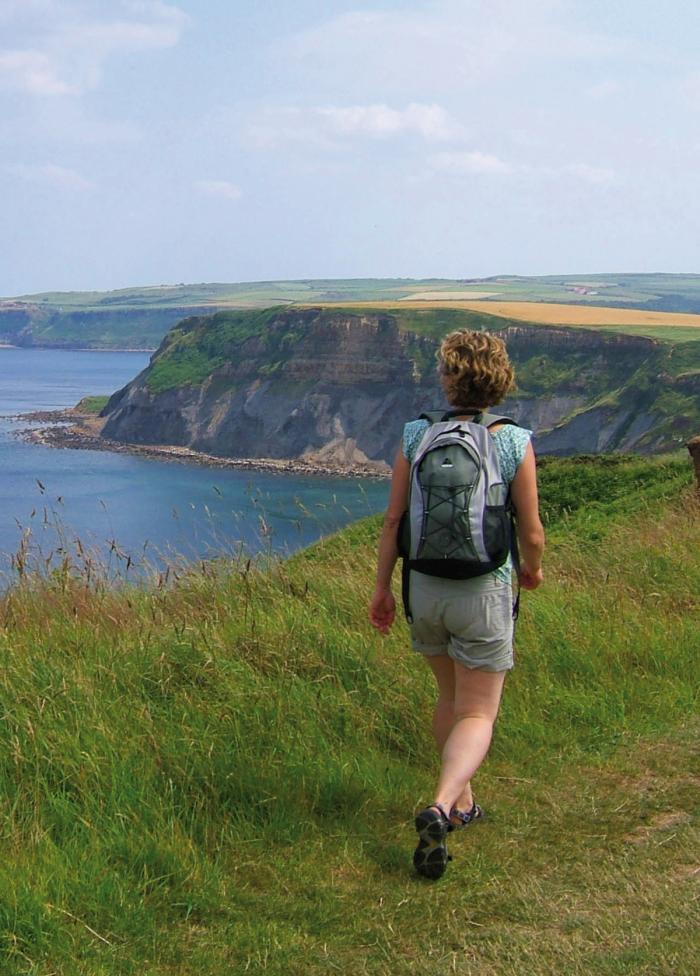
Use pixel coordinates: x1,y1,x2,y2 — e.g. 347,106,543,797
0,454,697,974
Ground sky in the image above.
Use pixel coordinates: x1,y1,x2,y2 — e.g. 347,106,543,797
1,0,699,295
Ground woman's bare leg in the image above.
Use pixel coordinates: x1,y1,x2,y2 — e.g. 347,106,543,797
426,656,477,813
431,664,506,815
426,654,455,749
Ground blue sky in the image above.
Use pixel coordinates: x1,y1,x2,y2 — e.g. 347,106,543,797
1,0,699,294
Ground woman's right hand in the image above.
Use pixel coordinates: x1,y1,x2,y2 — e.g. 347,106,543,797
511,442,545,591
369,585,396,634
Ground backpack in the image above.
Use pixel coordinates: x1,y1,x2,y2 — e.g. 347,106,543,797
398,409,521,623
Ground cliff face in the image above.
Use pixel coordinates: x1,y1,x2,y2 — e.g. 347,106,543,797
0,303,44,345
0,302,224,350
100,308,700,465
494,325,686,454
101,309,442,467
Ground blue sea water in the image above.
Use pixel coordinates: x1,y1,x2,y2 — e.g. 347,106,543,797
0,348,387,588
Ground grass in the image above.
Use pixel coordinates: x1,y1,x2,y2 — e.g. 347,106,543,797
535,453,693,534
145,307,283,393
598,325,700,342
74,396,110,414
0,455,697,973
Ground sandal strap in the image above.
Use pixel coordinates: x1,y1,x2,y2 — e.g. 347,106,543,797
430,802,451,823
450,802,481,824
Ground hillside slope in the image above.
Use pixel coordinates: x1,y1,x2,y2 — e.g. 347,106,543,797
99,306,700,462
0,456,697,974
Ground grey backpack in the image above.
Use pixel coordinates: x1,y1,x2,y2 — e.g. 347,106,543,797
398,409,520,622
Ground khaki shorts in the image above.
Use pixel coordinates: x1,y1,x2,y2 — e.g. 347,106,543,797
409,571,514,672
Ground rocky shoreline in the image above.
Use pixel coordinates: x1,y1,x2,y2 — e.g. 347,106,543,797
7,408,391,480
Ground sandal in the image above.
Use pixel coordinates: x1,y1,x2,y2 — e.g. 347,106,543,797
449,802,485,830
413,803,452,880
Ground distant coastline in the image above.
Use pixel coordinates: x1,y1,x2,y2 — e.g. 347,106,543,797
0,345,155,353
51,347,156,354
7,407,390,480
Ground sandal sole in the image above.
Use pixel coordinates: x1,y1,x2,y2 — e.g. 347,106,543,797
413,809,450,880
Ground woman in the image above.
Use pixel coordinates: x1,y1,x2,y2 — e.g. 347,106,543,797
369,329,545,880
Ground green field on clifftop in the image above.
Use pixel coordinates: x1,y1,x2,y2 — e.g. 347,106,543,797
4,274,700,350
8,273,700,313
0,455,697,975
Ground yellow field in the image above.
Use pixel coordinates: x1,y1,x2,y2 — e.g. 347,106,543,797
398,290,498,301
315,299,700,329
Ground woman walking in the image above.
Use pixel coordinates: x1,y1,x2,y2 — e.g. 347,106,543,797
369,329,544,880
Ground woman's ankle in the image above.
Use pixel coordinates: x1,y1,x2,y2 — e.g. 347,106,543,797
453,790,474,814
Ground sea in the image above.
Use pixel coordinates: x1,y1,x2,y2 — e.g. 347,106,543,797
0,347,387,589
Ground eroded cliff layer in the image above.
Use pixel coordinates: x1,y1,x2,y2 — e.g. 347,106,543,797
100,307,700,464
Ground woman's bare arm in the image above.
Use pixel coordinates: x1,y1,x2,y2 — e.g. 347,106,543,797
510,441,545,589
369,448,410,633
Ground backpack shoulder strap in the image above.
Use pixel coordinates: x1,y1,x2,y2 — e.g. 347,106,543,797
423,409,521,428
478,412,520,429
418,410,447,424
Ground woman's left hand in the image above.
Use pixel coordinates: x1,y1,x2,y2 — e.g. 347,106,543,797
369,586,396,635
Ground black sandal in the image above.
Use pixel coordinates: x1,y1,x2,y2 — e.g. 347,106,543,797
449,802,485,831
413,803,452,880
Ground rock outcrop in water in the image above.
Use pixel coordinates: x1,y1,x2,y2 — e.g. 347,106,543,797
99,306,700,466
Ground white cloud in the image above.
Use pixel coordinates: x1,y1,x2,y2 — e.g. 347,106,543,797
430,150,513,176
428,154,618,185
279,8,506,96
195,180,242,202
0,0,188,96
8,162,94,190
0,49,78,95
277,1,642,99
246,102,466,150
65,4,188,56
317,103,464,141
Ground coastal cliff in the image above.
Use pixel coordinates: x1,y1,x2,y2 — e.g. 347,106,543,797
99,307,700,465
0,301,224,350
101,308,441,468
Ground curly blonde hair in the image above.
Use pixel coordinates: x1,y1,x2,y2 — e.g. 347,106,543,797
438,329,515,408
